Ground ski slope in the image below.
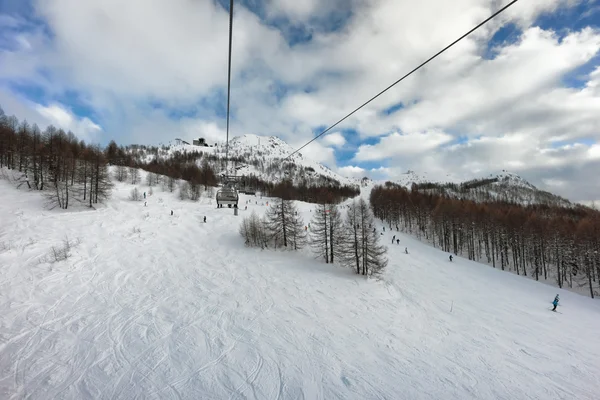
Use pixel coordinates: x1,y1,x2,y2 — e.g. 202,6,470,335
1,175,599,400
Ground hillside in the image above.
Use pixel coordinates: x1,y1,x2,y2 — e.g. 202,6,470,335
1,173,599,399
134,136,572,208
138,134,359,189
409,171,572,207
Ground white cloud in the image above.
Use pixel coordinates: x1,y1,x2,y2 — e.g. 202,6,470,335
354,130,453,161
35,103,102,140
322,132,346,147
337,165,365,178
268,0,320,20
297,141,337,167
0,87,101,142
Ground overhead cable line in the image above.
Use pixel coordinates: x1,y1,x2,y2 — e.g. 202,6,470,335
284,0,519,160
225,0,234,176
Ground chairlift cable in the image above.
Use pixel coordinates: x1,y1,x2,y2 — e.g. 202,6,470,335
283,0,519,160
225,0,234,178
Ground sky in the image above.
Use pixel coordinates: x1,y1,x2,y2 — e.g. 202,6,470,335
0,0,600,204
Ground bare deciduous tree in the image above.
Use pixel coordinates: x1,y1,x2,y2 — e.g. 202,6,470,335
341,198,387,276
265,198,306,250
115,165,128,182
240,211,269,248
129,167,139,184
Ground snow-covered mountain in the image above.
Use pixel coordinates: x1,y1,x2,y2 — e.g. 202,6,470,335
151,134,359,188
408,170,572,207
142,135,570,207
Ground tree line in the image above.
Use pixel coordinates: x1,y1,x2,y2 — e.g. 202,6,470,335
112,138,360,204
411,177,572,208
0,107,112,209
1,105,360,209
240,197,387,277
370,183,600,298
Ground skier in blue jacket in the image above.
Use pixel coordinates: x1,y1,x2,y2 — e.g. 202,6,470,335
552,294,559,311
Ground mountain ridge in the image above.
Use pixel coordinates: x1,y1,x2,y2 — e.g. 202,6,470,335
150,134,570,207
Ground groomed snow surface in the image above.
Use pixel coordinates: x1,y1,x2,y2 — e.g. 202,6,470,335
1,172,599,400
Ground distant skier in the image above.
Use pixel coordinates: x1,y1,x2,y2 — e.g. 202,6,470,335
551,294,559,311
449,255,453,262
397,239,400,245
144,192,146,199
203,216,206,223
171,210,173,216
383,226,385,232
405,247,408,254
392,235,396,244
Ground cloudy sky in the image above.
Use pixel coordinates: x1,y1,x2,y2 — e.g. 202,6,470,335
1,0,599,203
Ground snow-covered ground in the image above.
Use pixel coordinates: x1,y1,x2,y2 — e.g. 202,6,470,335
1,174,599,399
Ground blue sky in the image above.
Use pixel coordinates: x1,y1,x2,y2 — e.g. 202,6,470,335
1,0,600,202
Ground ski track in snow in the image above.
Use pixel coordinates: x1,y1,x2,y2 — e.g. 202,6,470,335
1,176,600,399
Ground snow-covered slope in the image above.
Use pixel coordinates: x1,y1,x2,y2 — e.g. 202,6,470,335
405,170,572,207
141,136,569,206
1,175,599,399
154,134,359,187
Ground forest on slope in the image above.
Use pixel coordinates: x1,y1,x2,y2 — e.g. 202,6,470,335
371,183,600,298
0,106,359,207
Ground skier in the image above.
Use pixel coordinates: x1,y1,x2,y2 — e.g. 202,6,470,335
383,226,385,232
203,216,206,223
396,239,400,245
449,255,453,262
551,294,559,311
144,192,146,199
392,235,396,244
405,247,408,254
171,210,173,216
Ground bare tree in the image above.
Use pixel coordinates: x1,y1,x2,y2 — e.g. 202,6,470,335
328,205,344,264
310,204,330,262
179,182,189,200
167,175,176,192
146,171,156,187
188,182,201,201
129,187,141,201
265,198,306,250
129,167,139,184
115,165,128,182
240,211,269,248
341,198,387,276
310,203,343,263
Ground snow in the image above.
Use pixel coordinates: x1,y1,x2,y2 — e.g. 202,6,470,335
1,173,599,399
162,134,360,187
